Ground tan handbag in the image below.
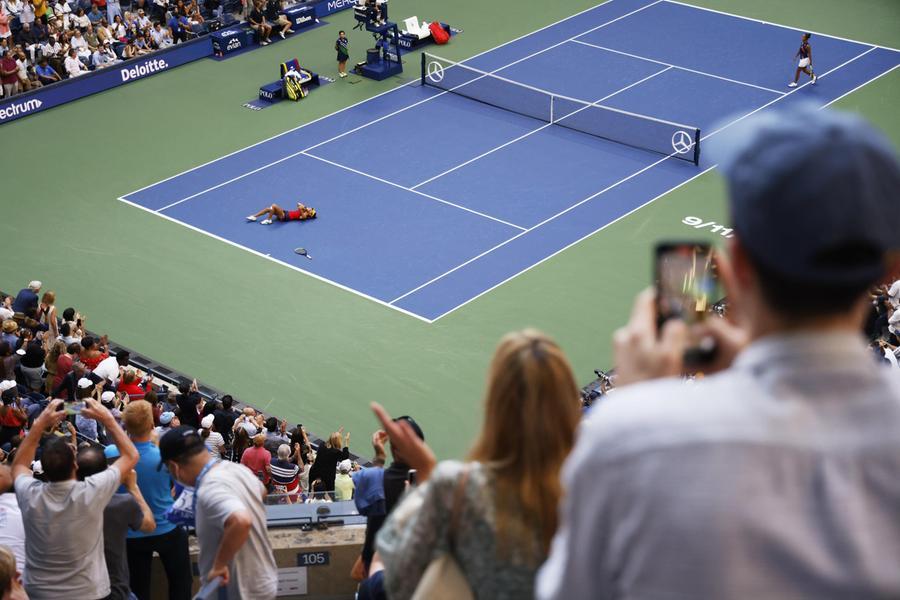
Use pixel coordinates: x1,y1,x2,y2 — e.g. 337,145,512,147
410,467,475,600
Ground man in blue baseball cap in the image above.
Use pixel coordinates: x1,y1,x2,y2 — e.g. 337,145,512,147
538,104,900,599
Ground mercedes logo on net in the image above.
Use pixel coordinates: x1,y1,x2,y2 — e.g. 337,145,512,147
426,61,445,83
671,130,694,154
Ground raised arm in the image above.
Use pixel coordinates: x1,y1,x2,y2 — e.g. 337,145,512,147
12,399,65,481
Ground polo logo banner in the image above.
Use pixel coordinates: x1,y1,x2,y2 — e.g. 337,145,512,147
0,98,43,121
120,58,170,82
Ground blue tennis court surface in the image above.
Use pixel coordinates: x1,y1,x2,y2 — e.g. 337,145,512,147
121,0,900,322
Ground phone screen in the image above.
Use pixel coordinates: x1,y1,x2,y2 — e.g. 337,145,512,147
407,469,417,486
655,242,717,329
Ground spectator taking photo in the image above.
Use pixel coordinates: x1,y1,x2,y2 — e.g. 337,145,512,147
537,104,900,599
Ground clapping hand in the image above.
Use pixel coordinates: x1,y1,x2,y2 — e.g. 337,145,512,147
370,403,436,483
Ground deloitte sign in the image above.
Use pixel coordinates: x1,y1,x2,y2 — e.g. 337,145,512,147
0,37,211,125
0,98,43,121
120,58,170,82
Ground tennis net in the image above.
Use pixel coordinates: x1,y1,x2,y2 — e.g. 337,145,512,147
420,52,701,165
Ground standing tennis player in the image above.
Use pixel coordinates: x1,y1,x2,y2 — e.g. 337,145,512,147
789,33,816,87
246,202,317,225
336,30,349,78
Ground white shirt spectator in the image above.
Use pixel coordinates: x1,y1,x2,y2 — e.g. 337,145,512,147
889,307,900,335
0,306,13,321
136,14,150,28
889,280,900,309
54,0,70,27
196,461,278,598
91,355,120,384
73,11,89,28
204,431,225,456
158,28,173,48
64,54,85,77
18,0,32,24
0,493,26,582
15,56,28,79
39,39,62,57
70,35,90,58
15,466,121,598
537,332,900,600
3,0,22,17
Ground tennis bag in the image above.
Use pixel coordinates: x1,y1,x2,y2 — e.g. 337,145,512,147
429,22,449,45
283,72,308,101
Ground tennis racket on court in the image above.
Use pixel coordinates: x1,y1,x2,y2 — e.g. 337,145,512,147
294,247,313,260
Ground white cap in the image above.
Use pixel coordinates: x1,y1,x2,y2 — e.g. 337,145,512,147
28,281,41,290
77,377,93,389
0,380,17,392
338,459,352,473
101,391,115,402
201,414,215,429
15,349,25,356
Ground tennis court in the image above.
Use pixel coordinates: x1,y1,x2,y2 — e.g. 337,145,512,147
120,0,900,323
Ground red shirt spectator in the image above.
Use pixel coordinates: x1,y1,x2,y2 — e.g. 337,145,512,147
116,370,146,399
54,351,75,392
239,435,271,485
0,55,18,86
80,336,109,371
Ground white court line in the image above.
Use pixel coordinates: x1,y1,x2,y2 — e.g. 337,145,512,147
299,151,527,231
121,0,635,199
125,0,661,203
427,49,892,321
399,45,878,316
151,0,665,217
570,39,786,95
409,65,673,190
116,197,434,323
664,0,900,53
825,62,899,107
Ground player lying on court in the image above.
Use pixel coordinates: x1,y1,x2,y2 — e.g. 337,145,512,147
789,32,817,87
246,202,317,225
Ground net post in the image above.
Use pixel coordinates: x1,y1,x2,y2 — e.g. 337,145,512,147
693,129,701,166
421,53,426,86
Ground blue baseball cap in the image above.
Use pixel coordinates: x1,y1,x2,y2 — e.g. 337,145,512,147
710,104,900,286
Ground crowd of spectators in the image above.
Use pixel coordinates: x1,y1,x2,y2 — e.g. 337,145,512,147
0,103,898,599
0,277,365,598
867,278,900,367
0,0,232,97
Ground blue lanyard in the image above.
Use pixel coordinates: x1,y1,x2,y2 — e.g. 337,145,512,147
192,458,219,519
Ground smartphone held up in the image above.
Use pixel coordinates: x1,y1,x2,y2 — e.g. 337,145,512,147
654,242,720,366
